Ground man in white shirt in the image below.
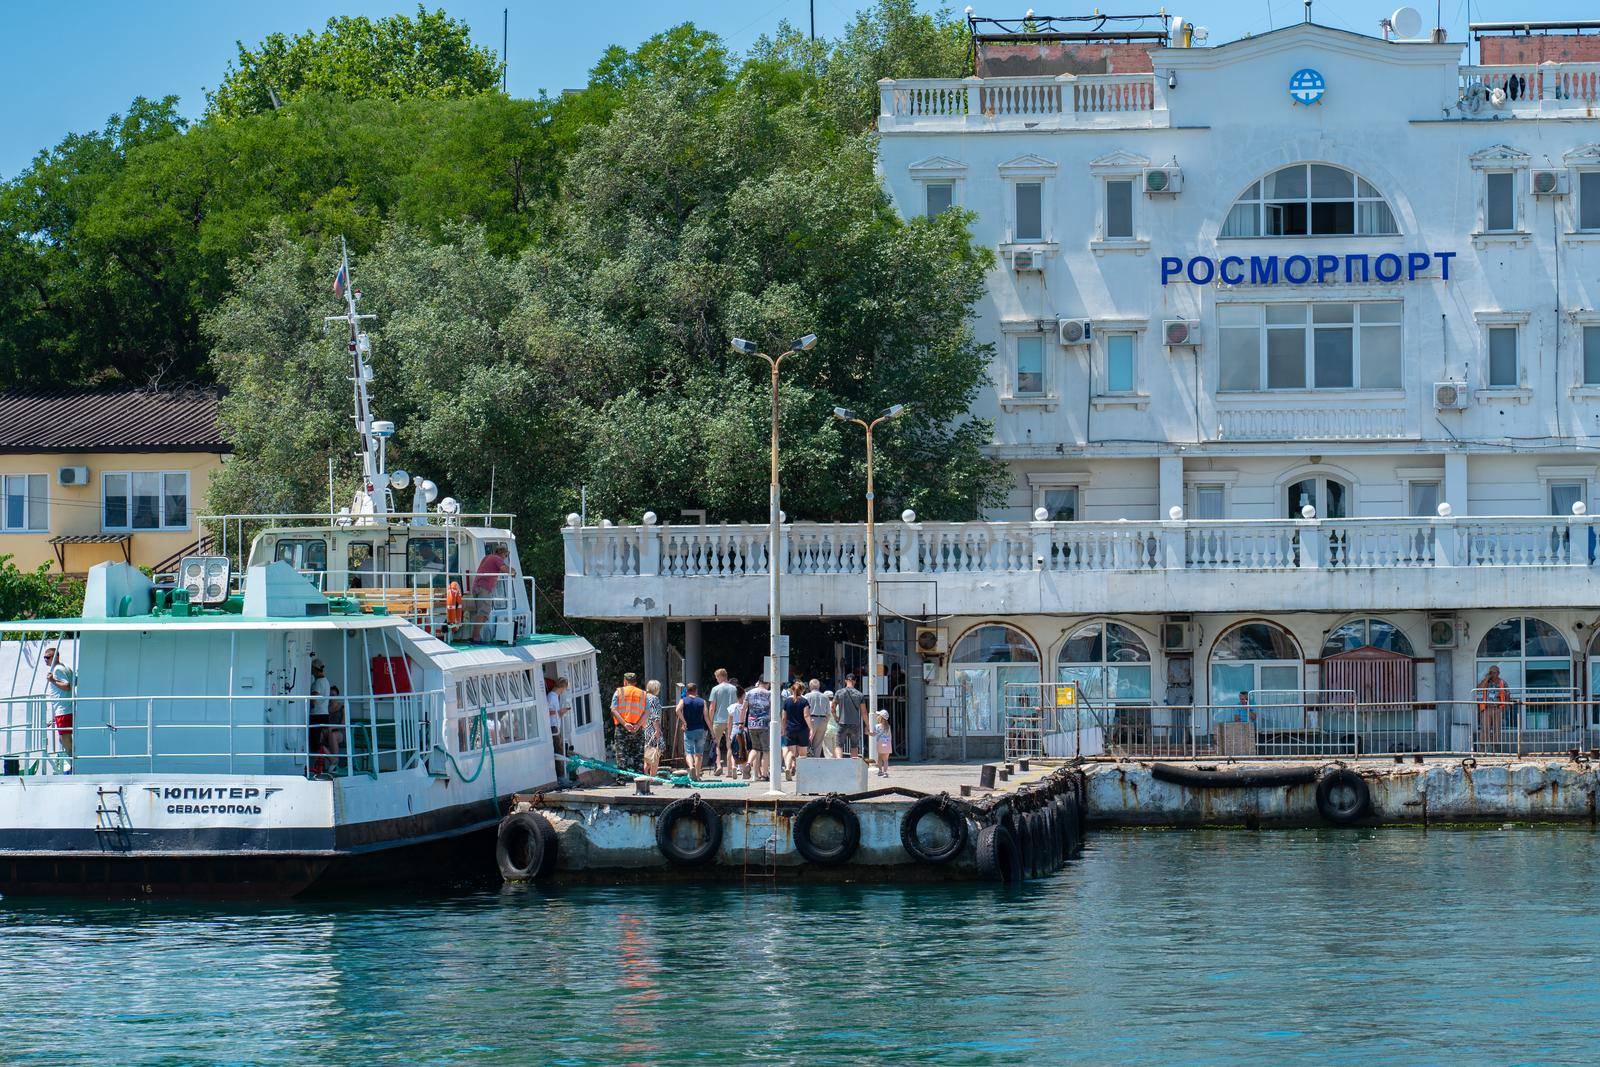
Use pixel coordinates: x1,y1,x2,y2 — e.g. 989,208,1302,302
706,668,738,776
43,646,76,757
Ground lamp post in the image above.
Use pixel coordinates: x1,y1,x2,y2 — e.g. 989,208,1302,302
832,403,907,762
732,332,817,794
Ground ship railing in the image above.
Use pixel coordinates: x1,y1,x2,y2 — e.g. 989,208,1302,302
309,569,532,645
0,690,446,778
998,692,1591,760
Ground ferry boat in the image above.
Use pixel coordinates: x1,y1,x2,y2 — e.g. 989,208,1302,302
0,251,604,897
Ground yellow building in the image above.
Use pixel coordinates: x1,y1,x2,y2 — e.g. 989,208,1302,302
0,388,228,575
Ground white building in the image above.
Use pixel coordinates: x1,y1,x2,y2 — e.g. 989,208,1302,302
565,17,1600,759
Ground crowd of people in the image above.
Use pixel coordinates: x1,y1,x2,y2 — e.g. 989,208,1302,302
608,667,896,783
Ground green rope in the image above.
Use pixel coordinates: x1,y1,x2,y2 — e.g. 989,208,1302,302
564,752,750,789
430,707,500,813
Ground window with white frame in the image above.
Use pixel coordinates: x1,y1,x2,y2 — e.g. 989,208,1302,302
1104,179,1134,240
1585,325,1600,386
1581,171,1600,233
1487,325,1519,387
1104,332,1137,394
1192,484,1226,519
1217,302,1402,392
1,474,47,532
1407,480,1441,517
103,471,189,531
1485,171,1516,233
1222,164,1398,238
1014,182,1043,242
1014,335,1045,396
925,181,954,219
1040,486,1078,521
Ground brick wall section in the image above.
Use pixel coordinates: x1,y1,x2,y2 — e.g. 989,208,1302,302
1478,34,1600,65
976,40,1158,77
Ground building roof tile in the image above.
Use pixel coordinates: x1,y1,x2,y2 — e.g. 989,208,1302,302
0,388,229,453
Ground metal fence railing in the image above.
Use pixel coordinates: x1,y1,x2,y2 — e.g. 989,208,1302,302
1000,684,1595,760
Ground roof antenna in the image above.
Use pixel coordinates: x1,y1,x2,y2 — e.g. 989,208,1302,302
1304,0,1312,23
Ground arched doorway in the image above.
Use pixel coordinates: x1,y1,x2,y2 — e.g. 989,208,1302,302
1321,617,1419,750
951,623,1040,741
1285,475,1349,518
1476,617,1572,736
1058,620,1156,748
1209,621,1302,733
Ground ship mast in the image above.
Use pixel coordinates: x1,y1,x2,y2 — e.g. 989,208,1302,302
325,239,390,519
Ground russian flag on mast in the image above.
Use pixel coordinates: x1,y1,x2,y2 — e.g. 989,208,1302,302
333,257,350,297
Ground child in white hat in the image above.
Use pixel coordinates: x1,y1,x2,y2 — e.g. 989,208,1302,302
872,709,892,777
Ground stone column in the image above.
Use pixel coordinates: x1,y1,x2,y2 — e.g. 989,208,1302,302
682,618,703,693
641,618,669,690
1158,455,1184,518
1444,452,1469,516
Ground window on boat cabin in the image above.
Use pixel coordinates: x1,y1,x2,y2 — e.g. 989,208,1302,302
1014,181,1043,241
1014,335,1045,396
1486,325,1519,387
924,181,953,219
347,542,376,587
1222,165,1398,238
103,471,188,530
1484,171,1516,233
406,536,459,587
1584,326,1600,386
1104,178,1134,240
1,474,47,532
1581,172,1600,233
274,538,328,577
1218,302,1401,391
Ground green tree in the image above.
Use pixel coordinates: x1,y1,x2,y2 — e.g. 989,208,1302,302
0,556,84,622
206,6,503,120
820,0,971,132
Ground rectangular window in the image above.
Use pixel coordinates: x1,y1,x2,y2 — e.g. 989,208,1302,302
1217,302,1403,392
1042,487,1078,521
1485,172,1515,232
1193,485,1226,520
1487,326,1518,387
925,182,953,219
104,470,188,531
1550,482,1584,516
1014,182,1043,241
1105,179,1133,239
1585,325,1600,386
1105,333,1135,393
1408,481,1441,517
1581,172,1600,232
2,474,45,532
1014,335,1045,395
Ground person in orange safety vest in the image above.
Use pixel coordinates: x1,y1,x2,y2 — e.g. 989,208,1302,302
1476,665,1510,748
610,672,647,771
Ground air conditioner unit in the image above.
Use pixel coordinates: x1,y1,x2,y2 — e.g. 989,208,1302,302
1427,614,1458,650
1161,617,1197,653
1530,169,1568,197
1057,318,1093,346
1142,166,1183,195
1011,249,1042,271
1163,319,1201,347
57,465,89,486
915,626,949,658
1433,380,1469,410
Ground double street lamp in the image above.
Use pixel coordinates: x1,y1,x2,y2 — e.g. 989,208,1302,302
731,332,817,794
832,403,907,759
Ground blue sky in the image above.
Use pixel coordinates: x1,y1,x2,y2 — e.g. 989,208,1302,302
1,0,1591,179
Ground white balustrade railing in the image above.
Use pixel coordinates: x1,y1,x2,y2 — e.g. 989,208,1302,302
1460,64,1600,107
879,74,1161,129
566,515,1600,579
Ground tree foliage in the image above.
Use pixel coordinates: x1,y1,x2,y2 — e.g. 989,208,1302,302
206,6,503,120
0,556,84,622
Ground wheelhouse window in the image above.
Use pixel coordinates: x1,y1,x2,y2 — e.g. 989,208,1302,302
1,474,47,532
1014,335,1045,396
103,471,189,531
1487,325,1518,387
1222,164,1398,237
1485,171,1516,232
1104,178,1134,239
1218,302,1401,391
924,181,953,219
1014,181,1043,241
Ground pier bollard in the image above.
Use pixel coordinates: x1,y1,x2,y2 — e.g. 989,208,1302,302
1018,759,1030,772
979,765,997,790
1003,763,1014,775
998,768,1010,782
960,785,973,797
635,779,652,796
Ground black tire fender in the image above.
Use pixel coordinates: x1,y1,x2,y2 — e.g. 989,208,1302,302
975,823,1023,884
900,794,969,865
655,795,723,866
1057,795,1081,857
793,796,861,866
1315,768,1372,825
496,810,558,881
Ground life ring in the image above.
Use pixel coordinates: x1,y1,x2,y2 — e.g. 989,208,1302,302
655,796,723,866
900,794,969,865
793,796,861,866
1315,768,1371,825
445,581,465,627
495,810,558,881
975,823,1023,884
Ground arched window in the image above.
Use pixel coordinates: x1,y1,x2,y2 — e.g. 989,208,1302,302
1057,621,1152,705
1476,617,1571,695
951,623,1040,736
1286,475,1350,519
1222,164,1399,238
1209,622,1302,708
1321,618,1414,658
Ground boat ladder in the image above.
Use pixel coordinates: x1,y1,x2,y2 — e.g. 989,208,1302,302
740,797,781,883
95,786,133,850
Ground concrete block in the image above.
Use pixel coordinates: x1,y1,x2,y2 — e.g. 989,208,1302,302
795,758,869,795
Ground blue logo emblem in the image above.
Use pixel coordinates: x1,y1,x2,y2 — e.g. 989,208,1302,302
1289,68,1326,105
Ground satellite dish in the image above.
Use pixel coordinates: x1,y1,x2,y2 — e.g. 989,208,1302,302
1390,6,1422,39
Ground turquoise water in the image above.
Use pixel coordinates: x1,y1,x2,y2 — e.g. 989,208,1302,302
5,828,1600,1065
